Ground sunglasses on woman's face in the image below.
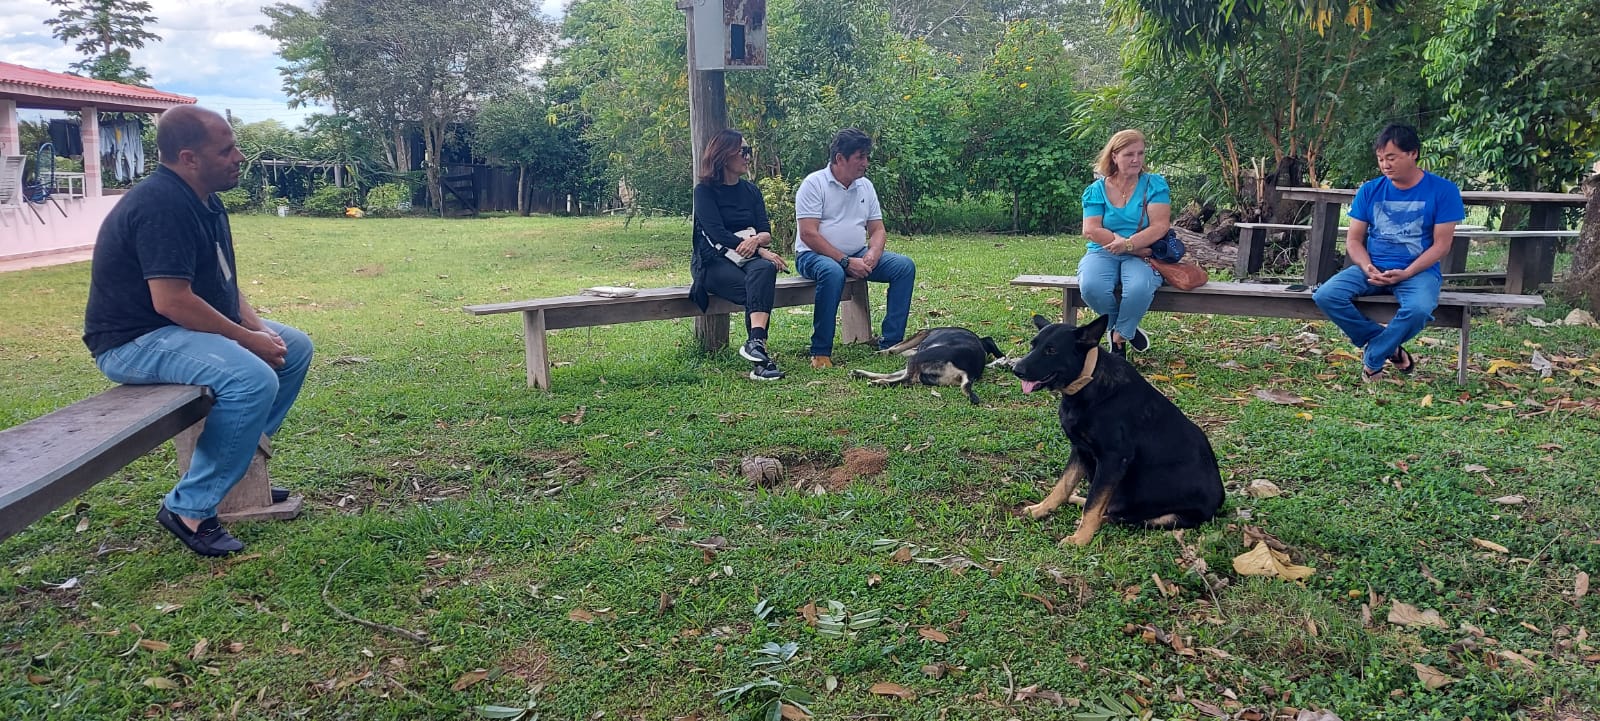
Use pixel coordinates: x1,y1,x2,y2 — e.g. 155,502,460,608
739,145,753,158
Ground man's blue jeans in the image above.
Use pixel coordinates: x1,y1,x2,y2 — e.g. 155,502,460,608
796,249,916,356
95,320,313,519
1313,265,1440,373
1077,247,1162,342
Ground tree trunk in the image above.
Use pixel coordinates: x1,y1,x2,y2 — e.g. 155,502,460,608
423,119,443,215
1560,173,1600,313
518,164,529,217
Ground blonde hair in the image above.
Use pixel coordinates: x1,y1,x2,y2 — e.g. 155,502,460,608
1094,129,1147,177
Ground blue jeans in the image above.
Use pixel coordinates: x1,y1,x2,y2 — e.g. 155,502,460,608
1077,248,1161,342
95,320,313,519
797,249,916,356
1313,265,1440,373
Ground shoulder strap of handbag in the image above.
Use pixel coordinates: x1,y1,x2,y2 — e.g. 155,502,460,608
1137,174,1150,232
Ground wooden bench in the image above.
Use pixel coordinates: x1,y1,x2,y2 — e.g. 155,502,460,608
1235,223,1490,279
464,275,873,389
1449,229,1580,294
1011,275,1545,385
0,384,213,542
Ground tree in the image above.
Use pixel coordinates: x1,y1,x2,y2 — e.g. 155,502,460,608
1422,0,1600,203
44,0,161,85
475,90,594,215
258,0,552,212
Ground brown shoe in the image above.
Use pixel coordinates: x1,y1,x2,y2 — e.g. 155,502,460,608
810,356,833,369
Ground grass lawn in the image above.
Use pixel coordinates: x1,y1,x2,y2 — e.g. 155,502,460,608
2,214,1597,720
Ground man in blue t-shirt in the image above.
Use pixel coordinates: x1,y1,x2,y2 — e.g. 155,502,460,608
1313,124,1465,383
83,106,314,557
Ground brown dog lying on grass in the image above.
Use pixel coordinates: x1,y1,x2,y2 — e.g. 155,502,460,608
1011,314,1224,546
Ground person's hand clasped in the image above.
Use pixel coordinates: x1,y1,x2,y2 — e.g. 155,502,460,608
736,237,762,257
862,250,880,273
242,329,288,368
844,257,869,278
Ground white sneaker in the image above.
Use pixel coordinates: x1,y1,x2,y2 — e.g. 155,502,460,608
749,361,785,381
739,338,771,364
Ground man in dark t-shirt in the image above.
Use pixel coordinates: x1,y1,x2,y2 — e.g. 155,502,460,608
84,105,313,557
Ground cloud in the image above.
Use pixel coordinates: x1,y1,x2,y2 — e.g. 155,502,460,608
3,0,565,128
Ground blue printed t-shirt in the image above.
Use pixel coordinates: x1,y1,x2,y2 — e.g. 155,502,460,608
1081,173,1170,250
1348,171,1465,278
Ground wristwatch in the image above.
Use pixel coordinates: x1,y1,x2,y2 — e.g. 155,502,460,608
838,255,851,271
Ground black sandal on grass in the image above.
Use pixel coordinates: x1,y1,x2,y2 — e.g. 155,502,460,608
1362,366,1384,384
1390,346,1416,374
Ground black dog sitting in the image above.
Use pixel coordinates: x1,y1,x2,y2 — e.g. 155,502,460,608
850,327,1006,404
1011,314,1223,546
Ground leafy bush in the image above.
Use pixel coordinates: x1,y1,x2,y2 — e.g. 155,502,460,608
303,185,356,217
364,183,412,217
756,175,795,253
218,188,254,213
909,192,1013,233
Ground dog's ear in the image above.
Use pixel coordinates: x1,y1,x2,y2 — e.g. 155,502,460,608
1077,315,1110,346
1031,314,1052,330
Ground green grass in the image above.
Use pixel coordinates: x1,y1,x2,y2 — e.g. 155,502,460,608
2,214,1597,720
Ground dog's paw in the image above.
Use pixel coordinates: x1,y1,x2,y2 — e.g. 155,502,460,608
1059,532,1095,547
1068,494,1087,507
1021,503,1051,520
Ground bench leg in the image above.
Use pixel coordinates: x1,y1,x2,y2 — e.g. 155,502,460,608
694,313,731,353
1445,234,1470,275
524,309,551,390
840,279,873,345
1235,226,1264,279
175,425,303,522
1457,313,1470,386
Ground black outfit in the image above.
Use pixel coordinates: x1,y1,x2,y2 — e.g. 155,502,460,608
47,119,83,157
691,179,777,322
84,165,241,356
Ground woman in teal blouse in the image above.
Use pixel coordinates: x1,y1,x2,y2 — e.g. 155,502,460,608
1078,129,1171,356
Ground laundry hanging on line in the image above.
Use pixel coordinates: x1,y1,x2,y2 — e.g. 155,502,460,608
100,118,146,182
47,119,83,157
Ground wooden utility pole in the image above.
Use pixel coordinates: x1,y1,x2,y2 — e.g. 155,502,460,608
679,0,727,180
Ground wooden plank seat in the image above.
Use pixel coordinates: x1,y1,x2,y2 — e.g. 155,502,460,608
464,275,872,389
1011,274,1545,385
0,384,213,542
1234,222,1488,279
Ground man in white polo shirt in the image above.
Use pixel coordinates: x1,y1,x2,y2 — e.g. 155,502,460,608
794,128,917,369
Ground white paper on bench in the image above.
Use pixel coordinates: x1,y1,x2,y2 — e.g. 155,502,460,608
581,286,640,298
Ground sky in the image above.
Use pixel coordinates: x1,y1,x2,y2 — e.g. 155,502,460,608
0,0,565,129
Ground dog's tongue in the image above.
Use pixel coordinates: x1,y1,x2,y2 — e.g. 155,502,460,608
1020,379,1041,394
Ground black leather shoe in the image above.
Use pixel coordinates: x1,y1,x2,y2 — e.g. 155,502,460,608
156,505,244,557
271,486,290,504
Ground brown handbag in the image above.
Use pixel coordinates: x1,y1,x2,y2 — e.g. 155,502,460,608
1147,258,1208,290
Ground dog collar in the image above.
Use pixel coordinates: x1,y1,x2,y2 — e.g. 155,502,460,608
1062,346,1099,395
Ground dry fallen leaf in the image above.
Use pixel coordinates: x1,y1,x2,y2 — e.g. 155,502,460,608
1412,663,1455,690
567,608,595,623
1232,542,1315,581
1496,649,1538,670
189,638,209,661
558,406,587,424
137,639,171,652
143,676,180,690
921,663,947,679
778,703,811,720
1253,388,1305,405
1484,359,1521,375
451,669,489,692
26,672,51,685
1388,601,1448,629
1245,479,1282,498
1472,538,1510,554
1490,495,1526,505
917,627,949,643
869,681,916,700
1463,464,1489,473
1576,572,1590,600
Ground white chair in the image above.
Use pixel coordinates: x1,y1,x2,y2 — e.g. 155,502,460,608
1,155,41,227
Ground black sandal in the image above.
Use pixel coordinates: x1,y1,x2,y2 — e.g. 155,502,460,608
1390,346,1416,374
1362,366,1384,384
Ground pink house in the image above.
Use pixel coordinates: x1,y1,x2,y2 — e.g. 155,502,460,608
1,62,194,268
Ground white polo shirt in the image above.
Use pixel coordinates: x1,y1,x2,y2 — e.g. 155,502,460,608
794,165,882,256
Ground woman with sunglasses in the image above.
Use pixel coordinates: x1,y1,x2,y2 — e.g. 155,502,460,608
691,128,789,380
